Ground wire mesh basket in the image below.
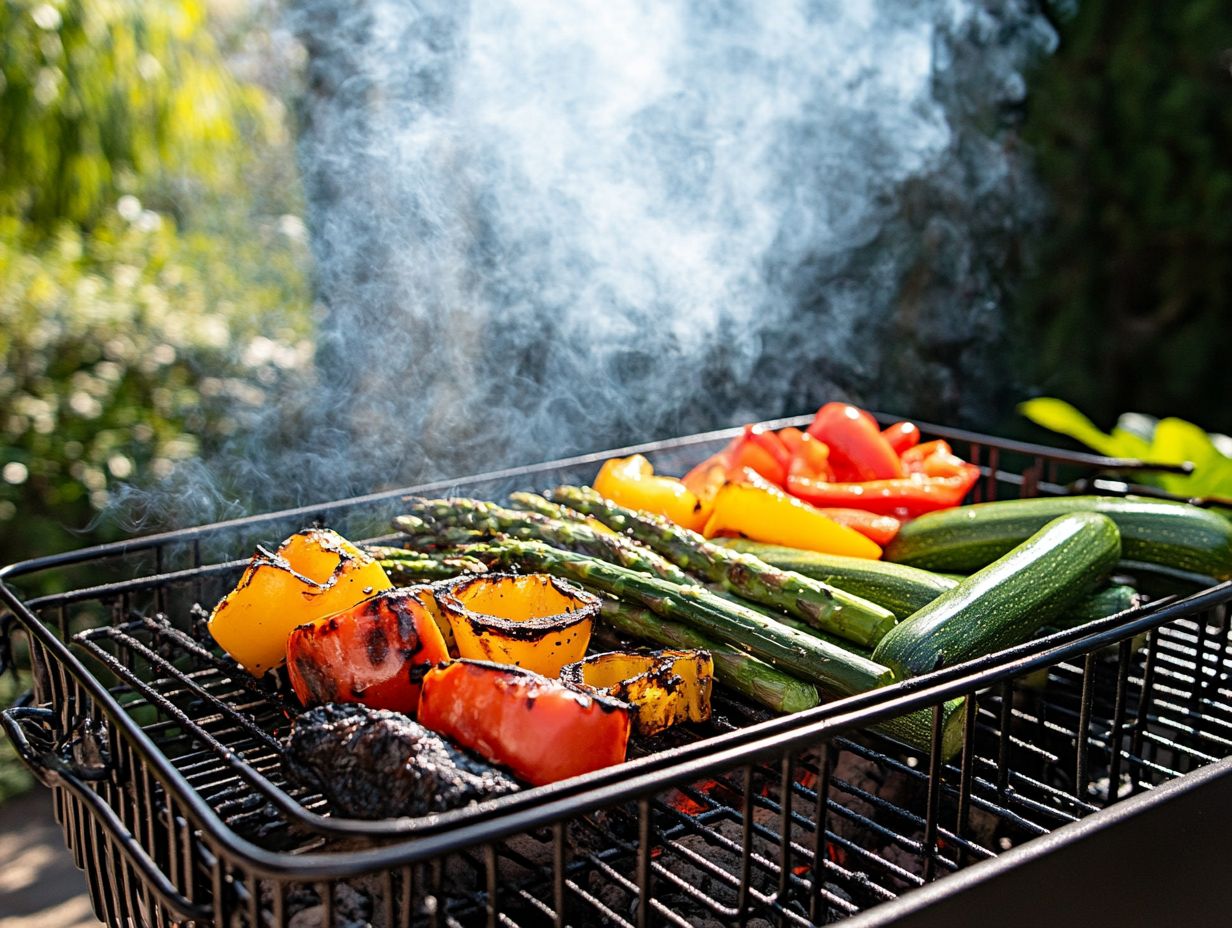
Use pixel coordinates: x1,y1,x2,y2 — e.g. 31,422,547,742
3,415,1231,927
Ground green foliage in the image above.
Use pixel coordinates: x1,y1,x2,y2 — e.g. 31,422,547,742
0,208,311,563
0,0,274,232
0,1,312,567
1020,398,1232,500
1018,0,1232,434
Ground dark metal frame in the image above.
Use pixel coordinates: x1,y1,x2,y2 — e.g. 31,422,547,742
3,415,1231,927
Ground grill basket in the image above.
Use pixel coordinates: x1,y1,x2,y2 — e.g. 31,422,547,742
3,415,1232,928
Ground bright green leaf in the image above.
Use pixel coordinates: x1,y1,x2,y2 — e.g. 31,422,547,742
1018,397,1151,458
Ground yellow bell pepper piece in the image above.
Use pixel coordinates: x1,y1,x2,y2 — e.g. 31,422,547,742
207,528,393,677
562,649,713,736
702,480,883,559
436,573,598,677
593,454,709,532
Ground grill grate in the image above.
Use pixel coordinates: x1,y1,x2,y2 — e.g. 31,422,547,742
2,416,1231,927
55,601,1232,926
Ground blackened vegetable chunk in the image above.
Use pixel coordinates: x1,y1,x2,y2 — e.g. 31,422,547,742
285,703,519,819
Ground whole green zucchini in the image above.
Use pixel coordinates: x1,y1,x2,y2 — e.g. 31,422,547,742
872,513,1121,678
884,495,1232,578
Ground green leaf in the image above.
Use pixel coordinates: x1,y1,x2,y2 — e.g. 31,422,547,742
1018,397,1151,458
1150,418,1232,498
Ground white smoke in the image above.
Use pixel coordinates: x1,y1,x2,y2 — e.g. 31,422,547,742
119,0,1058,524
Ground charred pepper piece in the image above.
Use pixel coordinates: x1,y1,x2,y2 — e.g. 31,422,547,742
418,660,632,786
286,587,451,715
208,528,393,676
285,703,519,819
562,649,713,737
435,573,598,677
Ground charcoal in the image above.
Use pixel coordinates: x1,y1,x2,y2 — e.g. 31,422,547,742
285,704,519,819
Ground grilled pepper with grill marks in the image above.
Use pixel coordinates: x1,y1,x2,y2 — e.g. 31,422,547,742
435,573,598,677
208,528,393,677
418,660,632,786
562,649,713,736
286,587,450,715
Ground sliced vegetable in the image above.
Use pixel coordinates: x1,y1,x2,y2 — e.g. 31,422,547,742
208,528,393,677
807,402,903,481
872,513,1121,678
810,508,902,545
593,454,709,532
418,660,632,786
725,424,792,484
884,495,1232,578
881,421,921,455
435,572,598,677
786,468,980,518
286,587,450,714
786,431,834,481
703,477,884,559
562,649,713,736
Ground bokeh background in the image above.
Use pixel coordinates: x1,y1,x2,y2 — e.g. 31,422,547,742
1,0,1230,807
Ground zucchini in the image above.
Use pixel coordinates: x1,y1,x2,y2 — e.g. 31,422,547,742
885,495,1232,579
714,537,1133,627
713,539,956,619
1054,583,1141,630
875,698,967,762
872,513,1121,678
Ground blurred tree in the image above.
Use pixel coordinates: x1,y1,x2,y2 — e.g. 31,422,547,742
0,0,311,570
0,0,269,231
1019,0,1232,434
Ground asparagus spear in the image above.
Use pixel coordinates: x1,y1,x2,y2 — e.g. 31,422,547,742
419,536,894,696
599,600,821,714
397,498,691,584
546,485,895,648
366,549,489,583
507,491,593,525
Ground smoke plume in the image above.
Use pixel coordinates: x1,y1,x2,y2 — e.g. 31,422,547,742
121,0,1058,526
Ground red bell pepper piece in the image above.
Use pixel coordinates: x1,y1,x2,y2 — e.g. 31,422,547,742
717,424,792,485
807,403,904,481
786,466,980,518
286,588,451,716
728,440,786,485
779,428,833,480
812,508,902,546
902,440,972,479
881,421,921,455
418,660,632,786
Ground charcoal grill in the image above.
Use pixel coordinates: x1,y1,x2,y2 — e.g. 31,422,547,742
3,415,1232,928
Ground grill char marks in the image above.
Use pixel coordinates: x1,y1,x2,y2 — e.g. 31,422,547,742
285,703,519,819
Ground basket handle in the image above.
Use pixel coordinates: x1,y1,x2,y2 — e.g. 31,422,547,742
1,706,112,785
1,705,212,921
